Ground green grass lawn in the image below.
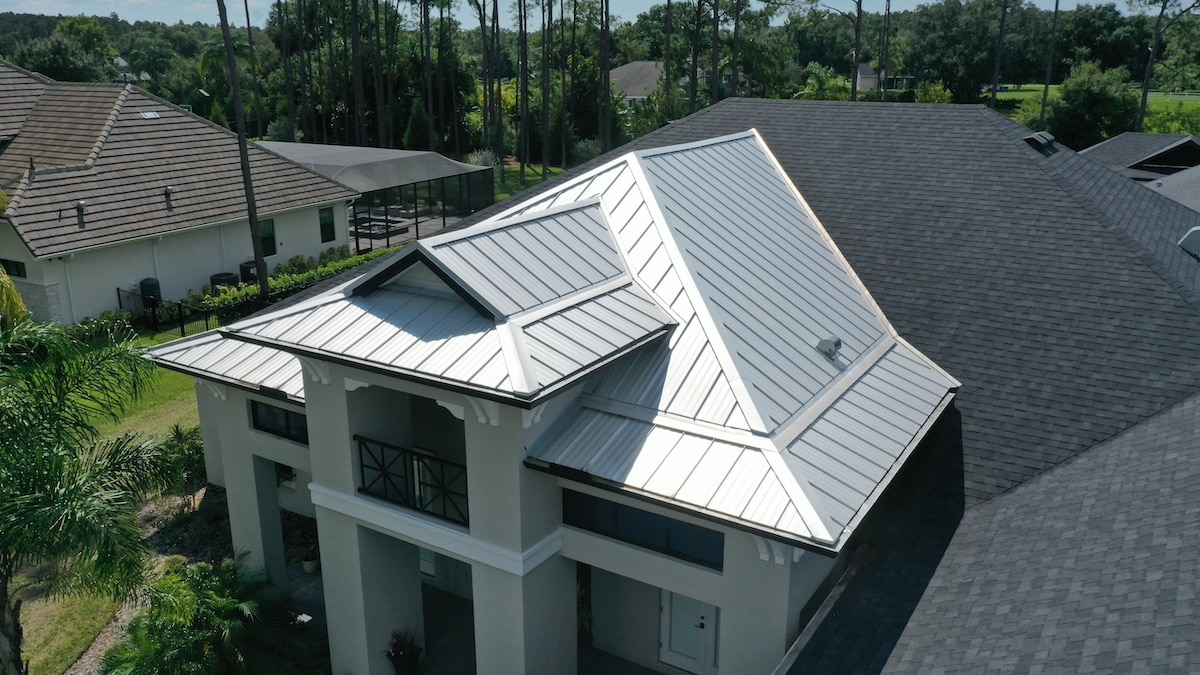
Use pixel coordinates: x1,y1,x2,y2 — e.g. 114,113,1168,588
997,84,1200,112
20,330,202,674
495,163,566,201
12,571,120,675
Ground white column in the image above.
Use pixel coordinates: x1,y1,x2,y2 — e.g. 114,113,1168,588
471,556,577,675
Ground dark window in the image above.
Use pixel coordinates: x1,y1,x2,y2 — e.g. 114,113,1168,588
250,400,307,444
319,207,335,243
276,462,296,485
1,259,26,278
259,219,276,257
563,490,724,571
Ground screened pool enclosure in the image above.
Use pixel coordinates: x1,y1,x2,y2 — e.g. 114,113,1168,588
259,141,495,252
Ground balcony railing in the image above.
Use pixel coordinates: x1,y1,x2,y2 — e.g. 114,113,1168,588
355,434,469,526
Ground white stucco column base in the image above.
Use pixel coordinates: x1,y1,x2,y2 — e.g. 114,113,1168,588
318,507,426,675
471,555,577,675
222,448,287,587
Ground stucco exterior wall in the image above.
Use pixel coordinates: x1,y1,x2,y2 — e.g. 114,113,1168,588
560,481,837,674
3,201,348,323
592,569,661,669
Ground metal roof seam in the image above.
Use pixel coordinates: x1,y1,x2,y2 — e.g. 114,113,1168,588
769,336,896,448
624,151,769,434
747,127,898,336
578,394,773,450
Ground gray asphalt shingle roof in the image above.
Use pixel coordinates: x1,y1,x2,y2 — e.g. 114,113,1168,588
467,99,1200,671
1080,131,1200,179
0,61,357,258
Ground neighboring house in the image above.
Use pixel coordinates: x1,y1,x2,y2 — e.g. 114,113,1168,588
0,61,357,323
154,98,1200,674
1148,162,1200,214
855,63,879,92
151,130,959,674
610,61,664,105
1080,131,1200,181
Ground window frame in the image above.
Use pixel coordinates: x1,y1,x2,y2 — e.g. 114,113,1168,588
258,218,276,257
1,258,27,278
562,489,725,571
319,206,336,243
249,400,308,444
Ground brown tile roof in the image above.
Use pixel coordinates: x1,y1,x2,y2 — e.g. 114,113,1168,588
0,61,358,258
0,63,48,144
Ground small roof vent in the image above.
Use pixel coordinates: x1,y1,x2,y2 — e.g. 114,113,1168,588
1179,226,1200,262
75,200,86,229
816,336,842,360
1023,131,1055,150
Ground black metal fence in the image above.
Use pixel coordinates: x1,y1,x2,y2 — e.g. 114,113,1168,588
116,286,292,338
356,434,469,526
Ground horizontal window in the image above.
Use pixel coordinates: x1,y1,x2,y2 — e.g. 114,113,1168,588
250,400,308,444
1,258,26,278
563,490,724,571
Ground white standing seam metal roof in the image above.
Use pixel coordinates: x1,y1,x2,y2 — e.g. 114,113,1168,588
149,130,958,552
149,331,305,402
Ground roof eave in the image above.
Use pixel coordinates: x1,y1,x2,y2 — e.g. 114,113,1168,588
221,324,672,410
524,458,841,557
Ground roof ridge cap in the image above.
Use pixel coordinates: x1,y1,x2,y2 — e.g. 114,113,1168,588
87,84,131,167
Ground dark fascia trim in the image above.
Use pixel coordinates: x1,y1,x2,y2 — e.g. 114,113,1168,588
524,458,839,558
351,247,496,321
146,357,300,404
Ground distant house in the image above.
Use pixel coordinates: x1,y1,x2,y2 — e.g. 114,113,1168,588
0,61,357,324
610,61,664,106
1080,131,1200,181
855,63,879,91
152,130,958,674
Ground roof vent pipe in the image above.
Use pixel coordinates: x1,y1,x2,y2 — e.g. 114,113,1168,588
75,200,86,228
28,156,35,178
816,336,842,359
164,185,173,211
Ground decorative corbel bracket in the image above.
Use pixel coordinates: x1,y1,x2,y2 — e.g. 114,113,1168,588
466,398,501,427
298,357,330,385
198,379,227,401
522,403,547,429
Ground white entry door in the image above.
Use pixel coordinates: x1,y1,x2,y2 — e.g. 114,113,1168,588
660,590,718,674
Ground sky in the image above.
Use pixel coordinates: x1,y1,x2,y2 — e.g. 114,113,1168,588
9,0,1093,30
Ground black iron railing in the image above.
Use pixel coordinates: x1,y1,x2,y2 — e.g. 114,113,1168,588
355,435,469,526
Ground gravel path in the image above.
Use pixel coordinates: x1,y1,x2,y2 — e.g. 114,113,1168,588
61,602,137,675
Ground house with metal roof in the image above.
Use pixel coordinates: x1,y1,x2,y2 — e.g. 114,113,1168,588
0,61,357,323
151,129,958,674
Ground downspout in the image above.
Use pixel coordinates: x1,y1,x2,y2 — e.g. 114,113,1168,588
152,236,162,280
63,254,77,324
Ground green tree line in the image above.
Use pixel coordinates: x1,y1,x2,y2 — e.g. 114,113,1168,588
2,1,1200,161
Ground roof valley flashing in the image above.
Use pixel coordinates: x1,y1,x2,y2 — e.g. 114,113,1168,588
159,130,959,554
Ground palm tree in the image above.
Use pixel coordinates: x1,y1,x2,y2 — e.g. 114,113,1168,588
100,556,299,674
0,314,172,675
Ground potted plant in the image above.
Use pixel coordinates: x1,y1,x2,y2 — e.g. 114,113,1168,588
385,630,421,675
301,544,320,573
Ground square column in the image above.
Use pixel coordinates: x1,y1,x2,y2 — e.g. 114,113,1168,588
222,447,287,587
471,556,577,675
318,507,425,675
